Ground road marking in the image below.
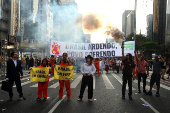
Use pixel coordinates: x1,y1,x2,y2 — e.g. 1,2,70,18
14,81,31,87
0,76,30,83
133,80,156,90
112,74,136,90
146,79,170,90
49,82,59,88
71,75,82,88
48,95,66,113
30,77,54,87
93,75,95,89
140,98,159,113
102,72,115,89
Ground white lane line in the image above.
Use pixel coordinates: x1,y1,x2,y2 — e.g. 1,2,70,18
112,74,136,90
30,77,54,87
71,75,83,88
146,79,170,90
14,81,31,87
133,80,156,90
140,98,160,113
102,72,115,89
48,95,66,113
93,75,95,89
49,82,59,88
0,75,30,83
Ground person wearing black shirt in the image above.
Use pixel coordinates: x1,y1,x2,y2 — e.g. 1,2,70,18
29,56,34,67
122,46,135,100
26,56,29,70
37,58,41,66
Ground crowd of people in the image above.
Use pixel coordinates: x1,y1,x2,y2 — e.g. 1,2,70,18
5,45,170,102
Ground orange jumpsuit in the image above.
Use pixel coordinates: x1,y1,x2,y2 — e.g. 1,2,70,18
38,65,50,98
50,58,55,74
59,59,71,98
95,60,100,75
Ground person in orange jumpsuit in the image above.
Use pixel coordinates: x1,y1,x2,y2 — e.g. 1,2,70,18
50,55,55,74
94,58,100,75
59,53,71,101
37,59,51,101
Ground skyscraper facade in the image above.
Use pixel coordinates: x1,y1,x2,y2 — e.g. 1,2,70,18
122,10,132,36
153,0,167,46
136,0,153,35
126,11,135,37
166,0,170,43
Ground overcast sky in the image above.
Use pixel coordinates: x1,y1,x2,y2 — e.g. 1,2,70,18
75,0,135,43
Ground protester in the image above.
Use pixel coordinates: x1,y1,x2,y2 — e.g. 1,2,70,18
134,51,148,93
21,55,26,70
122,46,135,100
167,62,170,79
37,59,51,101
34,56,38,67
112,59,116,73
29,55,34,68
26,56,29,70
6,52,26,101
116,58,121,73
78,55,96,101
99,58,105,74
94,58,100,75
144,55,165,97
105,58,110,73
50,55,55,75
37,58,41,67
59,53,71,101
161,57,167,80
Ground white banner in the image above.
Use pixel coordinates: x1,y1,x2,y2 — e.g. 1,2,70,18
50,40,135,58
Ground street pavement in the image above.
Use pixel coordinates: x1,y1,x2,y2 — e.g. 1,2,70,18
0,70,170,113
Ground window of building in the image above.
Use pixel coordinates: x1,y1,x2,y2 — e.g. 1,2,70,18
2,22,6,28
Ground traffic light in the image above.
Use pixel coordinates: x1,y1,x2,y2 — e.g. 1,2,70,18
143,50,144,54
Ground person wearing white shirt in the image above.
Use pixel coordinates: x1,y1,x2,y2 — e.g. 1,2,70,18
100,58,105,74
78,55,96,102
116,58,121,73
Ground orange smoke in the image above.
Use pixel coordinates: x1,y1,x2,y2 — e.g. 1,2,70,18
82,13,103,32
104,26,124,45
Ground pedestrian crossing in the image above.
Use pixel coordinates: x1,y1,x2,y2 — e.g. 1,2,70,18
112,74,136,90
102,72,115,89
1,72,170,91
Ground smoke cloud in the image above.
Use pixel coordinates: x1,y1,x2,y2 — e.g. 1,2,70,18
104,26,124,45
82,13,103,32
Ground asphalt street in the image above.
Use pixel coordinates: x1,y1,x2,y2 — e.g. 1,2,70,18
0,70,170,113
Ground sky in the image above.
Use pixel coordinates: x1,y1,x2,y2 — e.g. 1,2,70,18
75,0,135,43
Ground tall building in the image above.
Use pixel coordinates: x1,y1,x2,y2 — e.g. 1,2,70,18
54,0,84,43
19,0,45,58
36,0,53,56
136,0,153,35
166,0,170,43
126,11,135,37
122,10,132,36
0,0,20,77
153,0,167,47
84,34,91,43
146,14,153,39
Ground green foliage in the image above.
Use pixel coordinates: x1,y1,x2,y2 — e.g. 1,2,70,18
126,33,161,58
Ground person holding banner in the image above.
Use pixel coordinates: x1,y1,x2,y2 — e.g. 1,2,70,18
37,59,51,101
50,55,55,74
94,58,100,75
78,55,96,102
105,58,110,73
59,53,71,101
122,46,135,100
